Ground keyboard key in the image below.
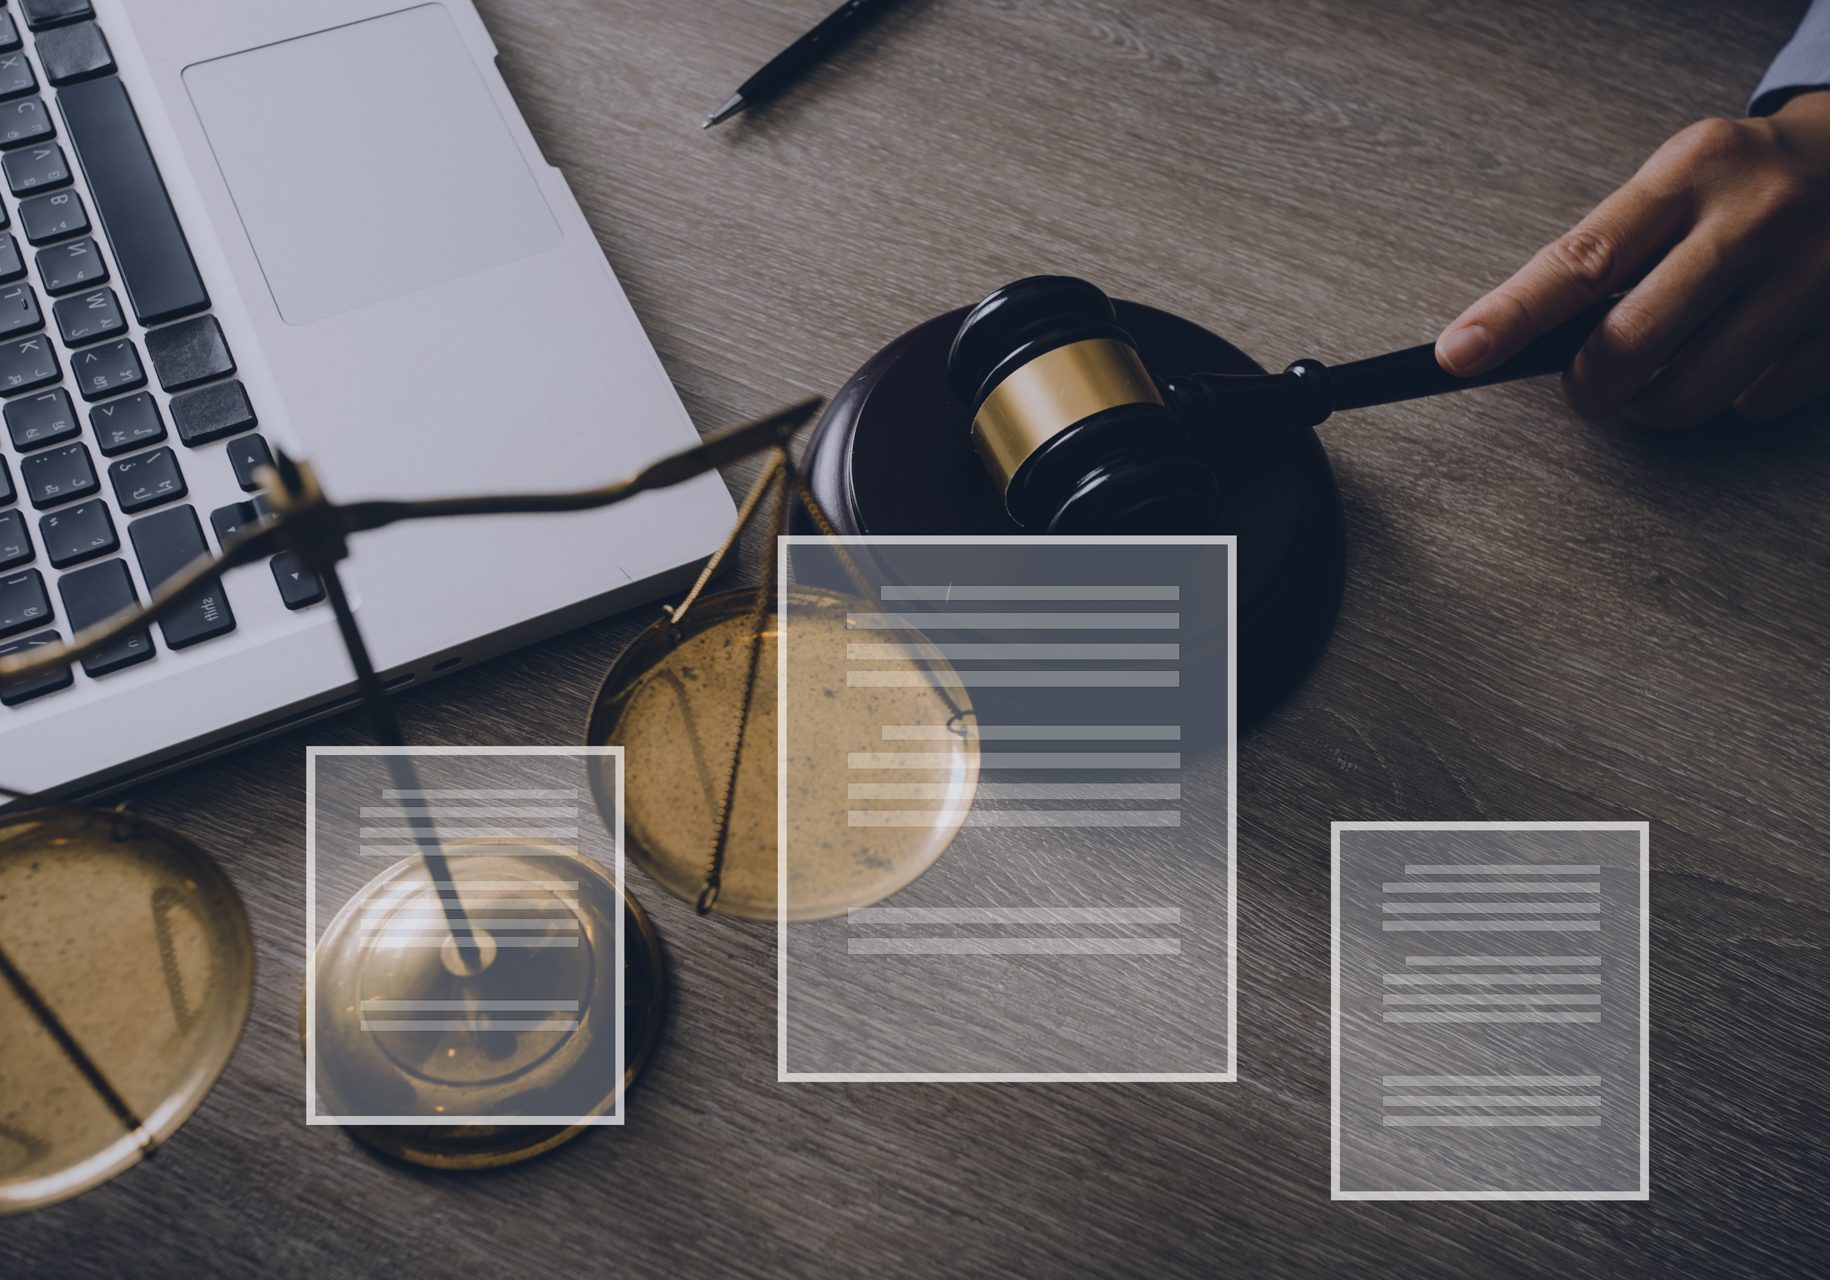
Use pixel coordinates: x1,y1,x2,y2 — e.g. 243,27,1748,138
0,454,11,505
145,315,234,391
110,445,185,513
0,50,35,102
18,439,93,507
70,336,142,401
0,232,22,282
21,1,94,31
0,332,57,392
53,283,120,345
128,504,233,649
271,551,324,610
35,235,103,293
0,567,51,635
228,434,274,492
18,187,85,243
56,76,208,324
0,14,18,56
0,280,37,340
58,556,150,676
0,508,29,568
58,555,149,680
5,387,75,449
170,379,255,446
209,499,265,549
90,390,163,455
38,495,111,566
3,142,68,194
36,20,112,85
0,628,71,703
0,97,53,149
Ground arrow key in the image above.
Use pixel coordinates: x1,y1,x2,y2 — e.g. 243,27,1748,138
270,551,322,610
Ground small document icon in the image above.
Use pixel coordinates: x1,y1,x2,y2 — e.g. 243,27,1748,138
1332,822,1649,1200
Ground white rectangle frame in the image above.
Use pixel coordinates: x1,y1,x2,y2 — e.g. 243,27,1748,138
305,744,624,1126
1329,820,1650,1200
777,534,1237,1084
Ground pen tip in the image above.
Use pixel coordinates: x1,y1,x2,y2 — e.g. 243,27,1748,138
702,93,745,129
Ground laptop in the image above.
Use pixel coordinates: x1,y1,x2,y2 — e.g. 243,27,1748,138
0,0,735,798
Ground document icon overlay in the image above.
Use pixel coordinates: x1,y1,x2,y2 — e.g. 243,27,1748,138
778,535,1234,1081
306,747,625,1127
1332,822,1649,1199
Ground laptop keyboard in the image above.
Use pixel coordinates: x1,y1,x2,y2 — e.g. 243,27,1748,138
0,0,322,708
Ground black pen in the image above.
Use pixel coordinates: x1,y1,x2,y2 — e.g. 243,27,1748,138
703,0,910,128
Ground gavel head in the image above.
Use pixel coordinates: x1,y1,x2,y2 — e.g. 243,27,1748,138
947,275,1220,532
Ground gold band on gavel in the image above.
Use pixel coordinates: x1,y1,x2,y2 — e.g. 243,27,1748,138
970,338,1164,494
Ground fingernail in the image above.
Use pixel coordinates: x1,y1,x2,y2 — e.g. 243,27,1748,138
1435,323,1490,375
1733,386,1780,423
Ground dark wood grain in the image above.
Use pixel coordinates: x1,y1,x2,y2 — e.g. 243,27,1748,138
11,0,1829,1275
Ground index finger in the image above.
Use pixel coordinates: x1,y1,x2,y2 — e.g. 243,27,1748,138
1436,172,1692,378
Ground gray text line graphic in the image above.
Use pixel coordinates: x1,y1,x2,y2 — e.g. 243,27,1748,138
379,880,580,891
355,849,578,860
363,899,580,911
1382,1116,1601,1128
848,670,1180,688
1383,921,1601,932
878,585,1180,600
880,724,1180,741
849,810,1180,828
849,643,1180,660
362,1000,579,1010
1382,994,1600,1005
360,826,580,839
362,918,579,929
382,789,578,799
1382,1074,1602,1086
1383,1011,1601,1023
1379,1067,1608,1131
1383,974,1601,985
850,782,1181,800
359,1020,580,1031
1403,955,1599,966
850,751,1180,769
370,937,579,948
848,611,1179,629
848,906,1180,924
1381,882,1599,893
359,806,577,819
1382,1095,1602,1106
1401,864,1601,875
1383,902,1602,913
848,937,1180,955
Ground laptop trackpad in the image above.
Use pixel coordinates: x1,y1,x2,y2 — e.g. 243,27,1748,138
184,3,560,325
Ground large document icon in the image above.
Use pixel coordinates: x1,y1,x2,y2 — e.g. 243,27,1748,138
778,536,1234,1081
1332,822,1648,1199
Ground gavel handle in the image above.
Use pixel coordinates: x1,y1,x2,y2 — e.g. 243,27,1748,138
1328,298,1615,410
1163,298,1616,431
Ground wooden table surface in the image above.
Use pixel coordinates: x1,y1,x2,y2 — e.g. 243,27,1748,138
14,0,1829,1274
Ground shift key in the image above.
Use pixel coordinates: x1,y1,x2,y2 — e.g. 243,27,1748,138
127,503,234,648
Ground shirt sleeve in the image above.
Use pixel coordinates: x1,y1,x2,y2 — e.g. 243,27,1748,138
1750,0,1830,115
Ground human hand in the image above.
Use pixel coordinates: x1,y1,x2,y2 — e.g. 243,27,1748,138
1434,90,1830,426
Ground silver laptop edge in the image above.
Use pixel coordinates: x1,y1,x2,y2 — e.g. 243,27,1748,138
0,0,734,798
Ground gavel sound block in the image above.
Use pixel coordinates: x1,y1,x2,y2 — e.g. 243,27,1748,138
795,301,1347,729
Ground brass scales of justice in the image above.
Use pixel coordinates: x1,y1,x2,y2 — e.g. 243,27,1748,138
0,397,984,1207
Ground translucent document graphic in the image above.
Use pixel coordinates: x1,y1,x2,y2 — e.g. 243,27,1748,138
306,747,624,1126
1332,822,1648,1199
778,535,1234,1081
